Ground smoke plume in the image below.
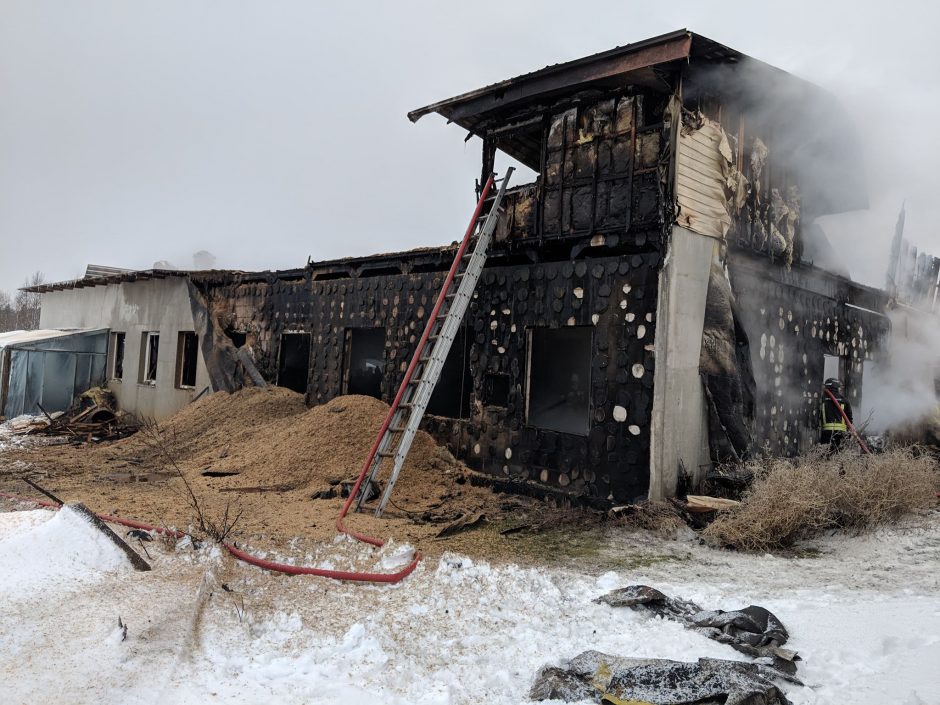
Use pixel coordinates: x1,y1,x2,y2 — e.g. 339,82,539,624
858,309,940,433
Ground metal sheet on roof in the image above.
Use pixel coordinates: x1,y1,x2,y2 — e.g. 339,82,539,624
0,329,100,349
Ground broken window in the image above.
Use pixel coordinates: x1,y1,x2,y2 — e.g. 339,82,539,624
277,332,311,394
140,332,159,384
176,332,198,389
427,327,472,418
110,332,125,380
526,327,592,435
345,328,385,399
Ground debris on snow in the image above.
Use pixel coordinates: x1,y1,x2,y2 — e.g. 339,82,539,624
594,585,800,676
530,650,793,704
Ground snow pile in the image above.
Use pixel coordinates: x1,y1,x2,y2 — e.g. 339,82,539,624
0,508,51,540
0,507,133,595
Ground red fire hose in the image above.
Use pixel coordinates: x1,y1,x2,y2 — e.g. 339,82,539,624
0,176,499,584
823,387,872,455
0,490,417,583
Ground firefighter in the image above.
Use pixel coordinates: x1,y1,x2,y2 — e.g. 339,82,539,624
820,378,853,451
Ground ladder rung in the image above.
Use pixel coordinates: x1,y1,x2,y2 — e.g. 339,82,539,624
389,425,406,433
377,450,396,458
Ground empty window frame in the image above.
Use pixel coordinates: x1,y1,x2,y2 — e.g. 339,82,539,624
823,354,842,383
176,331,199,388
427,327,472,418
345,328,386,399
277,332,311,394
109,332,126,380
526,327,592,435
140,332,159,384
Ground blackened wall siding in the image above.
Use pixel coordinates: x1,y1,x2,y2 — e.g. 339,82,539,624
729,254,889,455
448,253,661,503
201,87,672,503
205,247,662,503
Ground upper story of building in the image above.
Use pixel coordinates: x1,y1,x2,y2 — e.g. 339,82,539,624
409,29,866,271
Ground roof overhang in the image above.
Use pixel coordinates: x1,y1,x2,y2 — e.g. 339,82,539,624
408,30,695,130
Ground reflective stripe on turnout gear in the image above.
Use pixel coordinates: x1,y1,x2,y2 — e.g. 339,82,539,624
821,401,847,432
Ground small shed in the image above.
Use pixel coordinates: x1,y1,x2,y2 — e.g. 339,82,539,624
0,329,109,418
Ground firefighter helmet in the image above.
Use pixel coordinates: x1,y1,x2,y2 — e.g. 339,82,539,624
824,377,843,393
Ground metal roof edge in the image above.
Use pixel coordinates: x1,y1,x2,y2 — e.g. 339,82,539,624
407,29,694,124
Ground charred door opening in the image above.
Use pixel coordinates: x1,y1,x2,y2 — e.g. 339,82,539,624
427,327,472,418
277,333,311,394
345,328,385,399
526,327,592,435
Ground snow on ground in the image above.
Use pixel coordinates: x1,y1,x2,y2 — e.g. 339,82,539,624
0,507,937,705
0,507,133,595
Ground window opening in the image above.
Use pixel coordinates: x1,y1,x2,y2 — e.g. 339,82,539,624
176,332,198,388
277,332,311,394
427,327,472,418
140,332,159,384
526,327,592,435
345,328,386,399
110,332,125,380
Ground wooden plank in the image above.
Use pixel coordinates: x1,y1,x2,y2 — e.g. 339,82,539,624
683,495,740,513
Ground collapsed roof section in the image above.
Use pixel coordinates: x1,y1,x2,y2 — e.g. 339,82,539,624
409,29,866,217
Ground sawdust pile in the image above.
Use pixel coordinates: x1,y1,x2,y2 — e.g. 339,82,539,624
1,387,549,555
137,386,307,462
38,387,468,510
158,388,466,498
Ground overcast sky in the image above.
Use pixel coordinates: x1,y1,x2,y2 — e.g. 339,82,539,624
1,1,937,292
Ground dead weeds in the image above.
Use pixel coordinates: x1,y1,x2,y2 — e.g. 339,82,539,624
704,446,939,551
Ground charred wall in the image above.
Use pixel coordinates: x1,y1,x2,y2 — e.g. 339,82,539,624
728,254,889,455
204,249,662,504
202,87,673,504
678,70,891,459
491,88,671,250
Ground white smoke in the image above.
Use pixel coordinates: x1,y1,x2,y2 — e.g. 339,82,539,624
859,309,940,432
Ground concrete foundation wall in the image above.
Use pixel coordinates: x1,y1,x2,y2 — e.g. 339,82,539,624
39,278,210,420
648,226,714,500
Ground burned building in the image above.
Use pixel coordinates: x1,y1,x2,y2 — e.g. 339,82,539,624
29,30,902,504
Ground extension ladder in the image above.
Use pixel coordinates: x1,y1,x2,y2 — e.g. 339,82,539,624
356,168,514,517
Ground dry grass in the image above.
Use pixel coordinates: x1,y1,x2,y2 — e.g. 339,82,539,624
703,446,939,551
611,501,685,534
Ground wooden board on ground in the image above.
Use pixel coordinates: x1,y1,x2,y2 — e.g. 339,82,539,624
684,495,741,513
